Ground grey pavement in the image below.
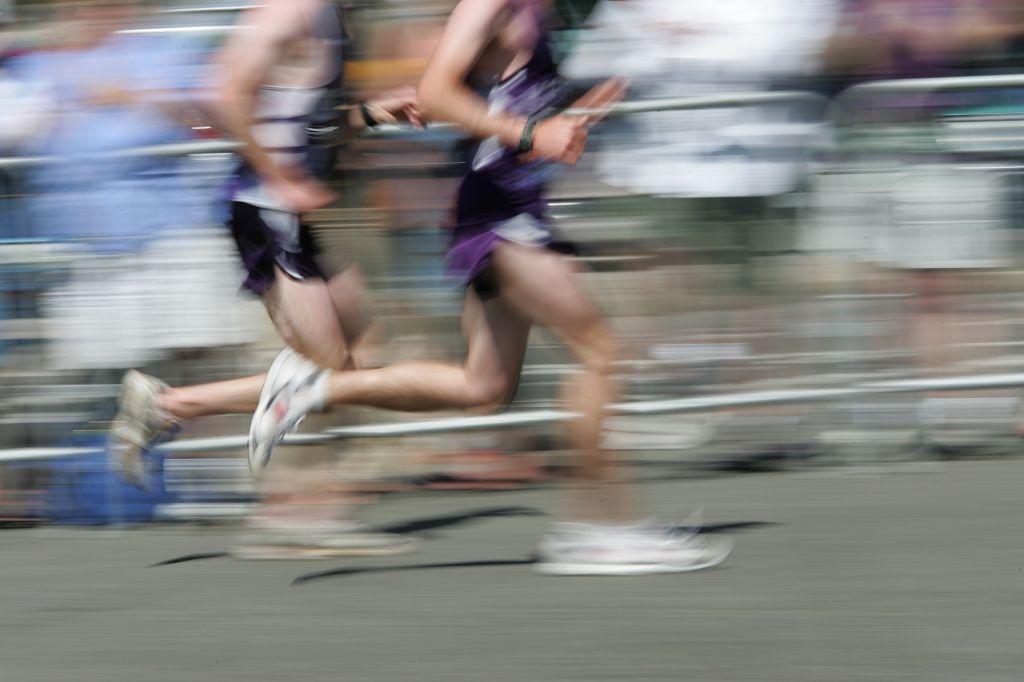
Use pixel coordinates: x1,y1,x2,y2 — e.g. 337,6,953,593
2,459,1024,681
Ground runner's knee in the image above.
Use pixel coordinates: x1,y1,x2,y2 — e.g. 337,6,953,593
467,372,516,412
572,322,619,376
294,330,351,370
278,324,350,371
317,344,352,372
266,278,353,371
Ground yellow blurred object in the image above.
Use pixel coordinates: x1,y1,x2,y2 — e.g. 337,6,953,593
346,59,429,85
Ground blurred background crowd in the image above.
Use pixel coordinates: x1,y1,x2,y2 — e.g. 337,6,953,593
1,0,1023,526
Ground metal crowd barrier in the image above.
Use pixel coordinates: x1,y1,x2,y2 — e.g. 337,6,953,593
0,91,828,171
0,140,241,171
3,371,1024,464
835,73,1024,107
2,82,1023,468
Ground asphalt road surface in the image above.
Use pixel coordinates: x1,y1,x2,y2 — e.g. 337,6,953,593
2,458,1023,681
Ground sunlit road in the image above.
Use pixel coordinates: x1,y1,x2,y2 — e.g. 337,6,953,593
2,458,1023,681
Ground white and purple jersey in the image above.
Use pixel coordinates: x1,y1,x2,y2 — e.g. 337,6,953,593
447,24,575,285
225,0,344,211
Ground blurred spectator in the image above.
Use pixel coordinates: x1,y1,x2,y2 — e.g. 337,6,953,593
1,3,49,363
562,0,835,297
822,0,1024,85
14,0,208,248
0,4,44,156
8,0,252,372
810,0,1024,377
564,0,836,198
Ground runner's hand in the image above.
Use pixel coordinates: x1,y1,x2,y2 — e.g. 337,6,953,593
570,77,628,128
530,115,589,165
526,78,627,165
365,87,427,129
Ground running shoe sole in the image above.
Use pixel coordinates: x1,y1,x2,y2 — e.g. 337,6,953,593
534,536,735,576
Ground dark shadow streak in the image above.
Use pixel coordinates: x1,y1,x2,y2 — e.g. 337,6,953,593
684,521,781,534
150,507,544,567
150,552,229,567
293,558,537,585
378,506,544,535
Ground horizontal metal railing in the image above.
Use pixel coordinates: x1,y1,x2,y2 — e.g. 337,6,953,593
830,73,1024,126
3,372,1024,464
0,91,825,170
0,140,241,171
837,74,1024,101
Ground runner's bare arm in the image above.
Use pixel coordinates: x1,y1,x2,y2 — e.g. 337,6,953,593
334,88,425,143
418,0,612,165
417,0,525,148
213,0,309,184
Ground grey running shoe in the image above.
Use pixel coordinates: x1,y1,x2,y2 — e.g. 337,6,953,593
535,521,733,576
110,370,178,489
230,527,420,560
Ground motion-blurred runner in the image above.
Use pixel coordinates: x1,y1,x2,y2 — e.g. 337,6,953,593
111,0,423,559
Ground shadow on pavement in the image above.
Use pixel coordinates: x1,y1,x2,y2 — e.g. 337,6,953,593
686,521,781,533
379,505,545,535
150,506,545,567
291,520,780,585
150,552,229,567
292,558,538,585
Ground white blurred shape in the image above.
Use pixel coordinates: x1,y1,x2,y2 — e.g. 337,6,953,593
564,0,839,198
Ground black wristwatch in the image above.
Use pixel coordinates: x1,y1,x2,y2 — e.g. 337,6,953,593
359,101,380,128
517,116,539,153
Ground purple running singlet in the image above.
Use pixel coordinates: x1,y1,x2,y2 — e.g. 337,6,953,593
446,21,577,289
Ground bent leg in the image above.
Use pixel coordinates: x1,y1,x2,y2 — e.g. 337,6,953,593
159,267,357,420
321,287,530,412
